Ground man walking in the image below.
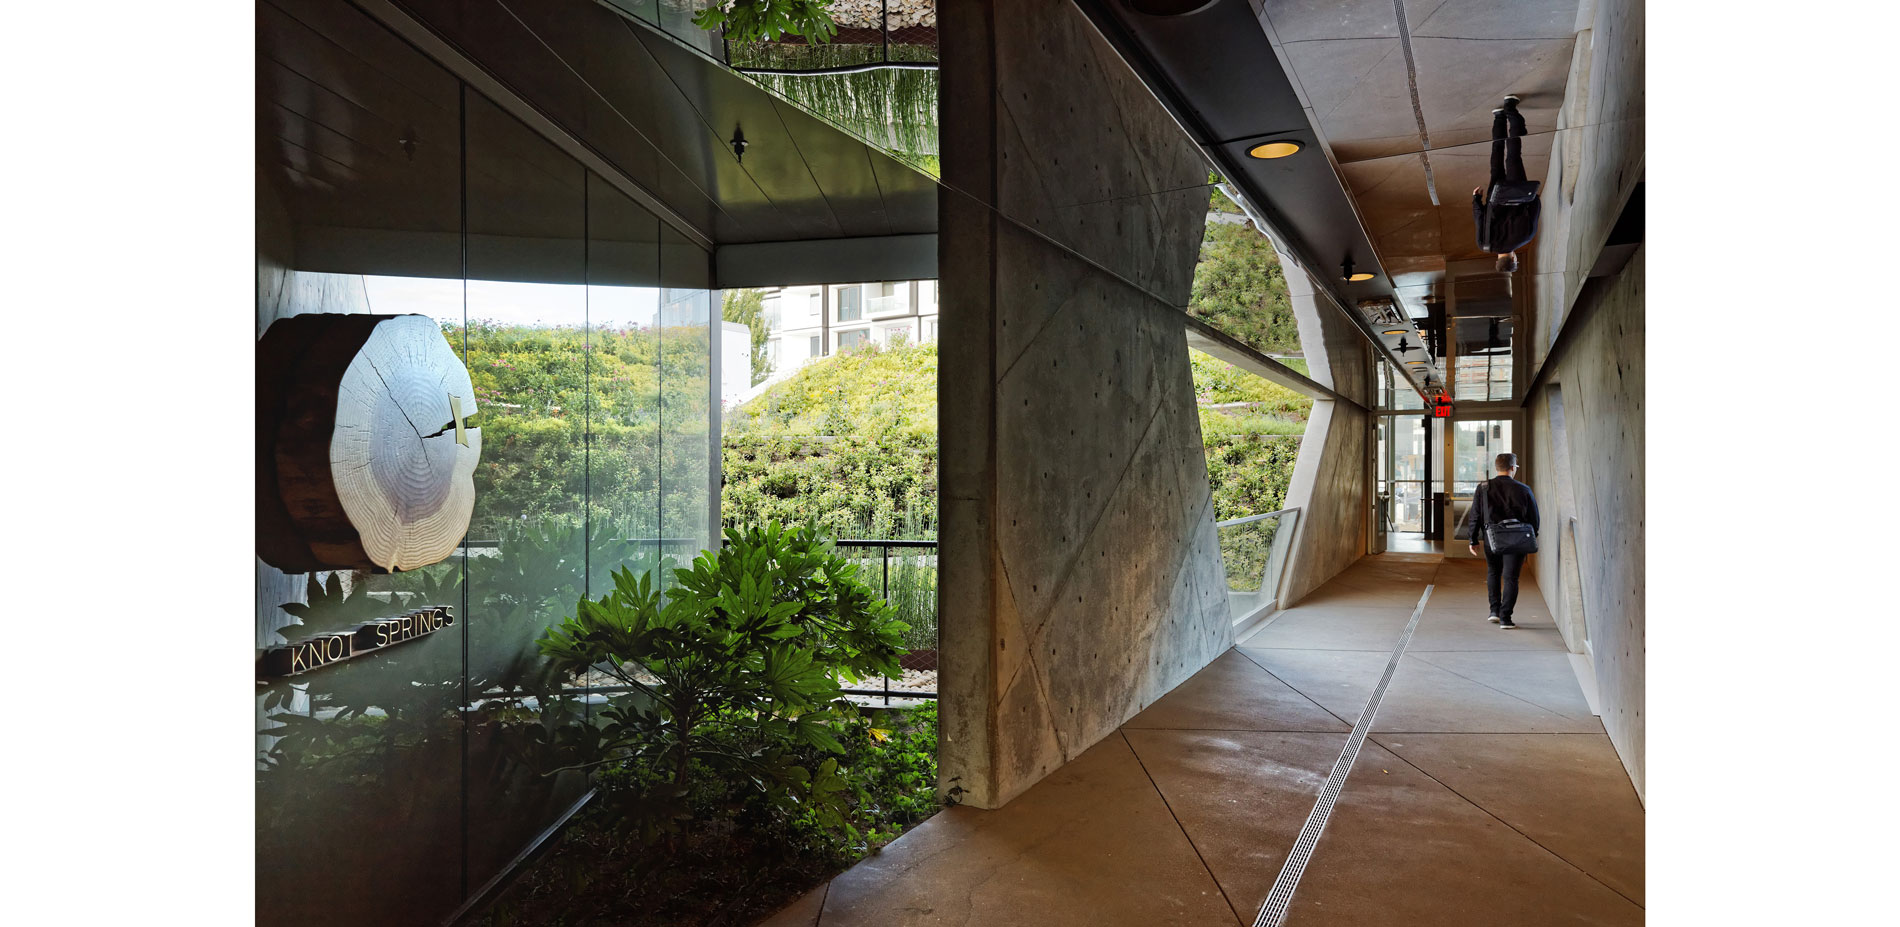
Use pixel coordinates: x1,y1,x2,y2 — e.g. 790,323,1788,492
1466,452,1539,629
1472,94,1541,274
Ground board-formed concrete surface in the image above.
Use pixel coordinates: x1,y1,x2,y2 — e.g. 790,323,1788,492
765,553,1643,925
936,0,1232,810
1527,246,1645,798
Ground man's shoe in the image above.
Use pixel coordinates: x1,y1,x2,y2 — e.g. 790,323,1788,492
1498,619,1518,630
1488,615,1502,623
1502,94,1522,107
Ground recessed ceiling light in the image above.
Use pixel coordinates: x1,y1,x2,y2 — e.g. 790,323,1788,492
1247,140,1303,159
1406,361,1426,366
1381,329,1409,336
1348,272,1375,282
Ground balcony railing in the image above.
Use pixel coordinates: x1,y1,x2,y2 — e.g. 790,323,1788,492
866,293,911,317
1216,508,1300,625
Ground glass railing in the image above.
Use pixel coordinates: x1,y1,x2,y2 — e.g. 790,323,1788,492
1216,508,1300,623
599,0,726,60
866,293,910,316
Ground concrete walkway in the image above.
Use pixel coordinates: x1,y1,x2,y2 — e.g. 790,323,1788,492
764,553,1643,926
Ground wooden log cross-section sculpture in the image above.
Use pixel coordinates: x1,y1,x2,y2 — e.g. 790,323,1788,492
257,313,480,573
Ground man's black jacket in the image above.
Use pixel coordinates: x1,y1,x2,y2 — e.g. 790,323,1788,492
1473,187,1542,254
1468,475,1540,544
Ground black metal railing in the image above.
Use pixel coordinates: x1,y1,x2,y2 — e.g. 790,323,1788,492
832,538,939,702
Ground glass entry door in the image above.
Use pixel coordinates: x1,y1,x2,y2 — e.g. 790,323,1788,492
1377,414,1436,552
1445,413,1524,559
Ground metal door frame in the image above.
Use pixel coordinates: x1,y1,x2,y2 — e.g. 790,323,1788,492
1442,405,1528,560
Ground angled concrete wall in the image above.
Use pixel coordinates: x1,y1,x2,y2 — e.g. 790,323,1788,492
937,0,1230,810
1276,267,1372,607
1278,399,1370,607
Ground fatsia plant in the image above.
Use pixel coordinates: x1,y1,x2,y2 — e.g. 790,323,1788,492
694,0,838,44
537,522,909,842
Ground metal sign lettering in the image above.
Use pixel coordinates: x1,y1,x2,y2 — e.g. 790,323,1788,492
259,606,455,678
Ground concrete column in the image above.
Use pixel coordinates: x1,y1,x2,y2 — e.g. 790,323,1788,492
936,0,1230,809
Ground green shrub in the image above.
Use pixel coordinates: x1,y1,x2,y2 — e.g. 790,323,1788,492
536,523,910,843
474,703,943,926
695,0,838,44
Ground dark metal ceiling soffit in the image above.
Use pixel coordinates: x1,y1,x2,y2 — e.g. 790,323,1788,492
352,0,938,261
1072,0,1433,401
352,0,713,250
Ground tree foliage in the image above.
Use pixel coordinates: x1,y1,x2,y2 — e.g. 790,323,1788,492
722,288,775,386
695,0,838,44
1189,190,1302,356
723,341,937,539
456,319,710,539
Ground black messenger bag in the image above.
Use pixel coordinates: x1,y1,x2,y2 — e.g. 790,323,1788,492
1478,481,1539,555
1485,519,1538,555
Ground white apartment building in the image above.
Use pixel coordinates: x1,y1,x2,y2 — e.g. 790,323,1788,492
754,280,940,392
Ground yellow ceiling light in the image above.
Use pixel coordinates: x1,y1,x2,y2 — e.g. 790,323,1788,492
1247,140,1303,159
1405,361,1426,366
1381,329,1409,336
1347,272,1375,282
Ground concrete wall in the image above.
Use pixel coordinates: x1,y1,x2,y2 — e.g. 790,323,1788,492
937,0,1230,810
1278,399,1371,606
1521,0,1646,800
1276,266,1373,606
1527,248,1645,800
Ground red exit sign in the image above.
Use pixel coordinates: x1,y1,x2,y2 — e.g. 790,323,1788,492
1433,399,1452,418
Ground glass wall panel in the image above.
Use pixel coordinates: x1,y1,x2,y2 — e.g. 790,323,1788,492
1451,419,1515,495
1386,415,1428,533
658,226,713,585
585,173,666,600
259,7,723,923
255,1,465,923
1453,315,1514,402
461,89,593,893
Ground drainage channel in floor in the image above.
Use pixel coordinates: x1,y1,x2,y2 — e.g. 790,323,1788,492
1252,584,1433,927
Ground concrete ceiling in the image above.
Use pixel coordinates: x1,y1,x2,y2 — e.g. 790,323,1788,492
1255,0,1582,292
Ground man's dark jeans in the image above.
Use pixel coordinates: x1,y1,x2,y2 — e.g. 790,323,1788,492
1484,544,1527,620
1490,105,1528,190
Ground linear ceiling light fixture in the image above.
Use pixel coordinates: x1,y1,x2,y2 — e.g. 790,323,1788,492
1126,0,1221,15
1248,140,1303,159
1381,329,1409,336
1341,256,1375,283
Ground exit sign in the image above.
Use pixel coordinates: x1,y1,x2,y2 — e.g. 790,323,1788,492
1433,399,1452,418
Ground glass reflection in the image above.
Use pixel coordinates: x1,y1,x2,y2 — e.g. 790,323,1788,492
1452,419,1515,496
463,90,593,892
258,6,720,924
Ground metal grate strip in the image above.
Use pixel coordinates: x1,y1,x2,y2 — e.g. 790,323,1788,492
1253,585,1434,927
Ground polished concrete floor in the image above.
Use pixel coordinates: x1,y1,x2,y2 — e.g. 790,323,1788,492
764,554,1643,926
1383,532,1443,554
